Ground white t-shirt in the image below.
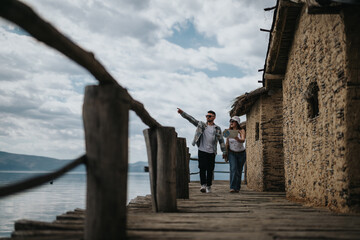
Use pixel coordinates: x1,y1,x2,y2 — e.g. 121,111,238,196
198,125,215,153
229,133,245,152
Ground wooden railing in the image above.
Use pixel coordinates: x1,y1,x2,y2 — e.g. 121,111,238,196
0,0,190,239
189,157,247,184
189,157,230,176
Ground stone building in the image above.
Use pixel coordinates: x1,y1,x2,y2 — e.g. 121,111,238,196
230,87,285,192
231,0,360,213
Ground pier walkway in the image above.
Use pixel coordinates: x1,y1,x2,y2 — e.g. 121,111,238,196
4,180,360,239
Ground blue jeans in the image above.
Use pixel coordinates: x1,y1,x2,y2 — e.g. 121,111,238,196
228,150,246,191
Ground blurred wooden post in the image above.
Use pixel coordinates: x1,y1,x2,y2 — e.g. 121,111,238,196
187,148,190,183
144,127,177,212
244,162,247,184
143,128,158,212
176,137,189,199
83,85,129,240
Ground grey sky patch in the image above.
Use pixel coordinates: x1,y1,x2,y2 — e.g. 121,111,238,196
126,0,150,10
0,67,25,81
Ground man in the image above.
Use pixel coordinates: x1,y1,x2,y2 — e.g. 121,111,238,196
177,108,227,193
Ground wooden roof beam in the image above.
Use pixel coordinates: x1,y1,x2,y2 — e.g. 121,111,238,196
264,73,285,80
264,73,284,90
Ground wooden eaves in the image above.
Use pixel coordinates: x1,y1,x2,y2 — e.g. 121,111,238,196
262,0,303,89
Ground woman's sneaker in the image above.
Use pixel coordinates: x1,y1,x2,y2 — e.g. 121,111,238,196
206,186,211,193
200,185,206,193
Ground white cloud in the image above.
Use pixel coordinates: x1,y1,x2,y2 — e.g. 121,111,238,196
0,0,274,162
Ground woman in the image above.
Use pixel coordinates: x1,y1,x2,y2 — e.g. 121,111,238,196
225,116,246,193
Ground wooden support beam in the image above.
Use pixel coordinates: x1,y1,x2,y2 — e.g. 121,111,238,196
144,127,177,212
260,28,271,32
264,6,277,11
264,73,285,80
187,148,191,183
264,73,284,90
143,128,159,212
155,127,177,212
176,137,189,199
83,85,129,240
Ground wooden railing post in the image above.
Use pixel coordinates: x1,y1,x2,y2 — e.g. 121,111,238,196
83,85,129,240
143,128,158,212
144,127,177,212
187,148,191,183
176,137,189,199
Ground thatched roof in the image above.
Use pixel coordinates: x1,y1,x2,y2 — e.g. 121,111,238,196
230,87,268,117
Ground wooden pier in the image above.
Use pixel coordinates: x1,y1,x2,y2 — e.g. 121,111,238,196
3,180,360,240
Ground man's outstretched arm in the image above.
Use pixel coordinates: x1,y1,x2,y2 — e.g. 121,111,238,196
177,108,199,127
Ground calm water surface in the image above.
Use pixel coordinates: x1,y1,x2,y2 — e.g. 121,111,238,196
0,168,230,237
0,171,151,237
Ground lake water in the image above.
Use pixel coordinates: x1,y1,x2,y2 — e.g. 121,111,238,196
0,169,230,237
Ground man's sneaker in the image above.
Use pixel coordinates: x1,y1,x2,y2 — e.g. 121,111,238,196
200,185,206,193
206,186,211,193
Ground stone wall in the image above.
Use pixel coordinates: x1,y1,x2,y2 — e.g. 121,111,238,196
246,100,264,191
283,8,352,212
246,88,284,192
261,88,285,191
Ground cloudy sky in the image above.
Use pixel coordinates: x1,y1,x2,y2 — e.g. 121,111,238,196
0,0,274,163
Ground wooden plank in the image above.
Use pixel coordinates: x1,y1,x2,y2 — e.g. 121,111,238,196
14,220,83,231
5,181,360,239
11,230,82,239
127,231,271,240
56,214,84,221
125,181,360,239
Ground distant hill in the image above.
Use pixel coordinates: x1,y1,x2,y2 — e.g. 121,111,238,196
0,151,70,171
0,151,148,172
0,151,229,174
128,161,148,172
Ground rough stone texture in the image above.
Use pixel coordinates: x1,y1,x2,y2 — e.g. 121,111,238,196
283,7,360,212
262,88,285,191
246,88,284,192
246,100,264,191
